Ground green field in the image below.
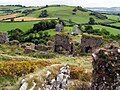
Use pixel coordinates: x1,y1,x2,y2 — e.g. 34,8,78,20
105,14,120,21
0,5,21,10
28,6,111,24
14,6,40,12
111,22,120,27
0,21,39,32
92,25,120,35
0,5,119,35
44,27,74,36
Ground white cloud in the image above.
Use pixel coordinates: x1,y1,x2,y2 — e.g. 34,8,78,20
0,0,120,7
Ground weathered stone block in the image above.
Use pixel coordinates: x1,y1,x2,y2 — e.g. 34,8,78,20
54,33,74,54
0,32,9,44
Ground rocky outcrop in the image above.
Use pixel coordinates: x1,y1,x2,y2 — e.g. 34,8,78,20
91,42,120,90
0,32,9,44
54,33,74,54
35,44,52,51
41,64,70,90
24,49,36,54
80,34,103,53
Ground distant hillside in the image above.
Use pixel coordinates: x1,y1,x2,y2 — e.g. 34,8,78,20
0,5,120,36
0,5,113,24
27,5,111,24
86,7,120,14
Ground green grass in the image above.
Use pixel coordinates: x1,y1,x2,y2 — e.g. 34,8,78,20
14,7,40,12
0,6,40,16
44,26,81,42
0,5,21,10
0,21,39,32
92,25,120,35
0,11,5,16
44,27,74,36
111,22,120,27
105,14,120,21
28,6,111,24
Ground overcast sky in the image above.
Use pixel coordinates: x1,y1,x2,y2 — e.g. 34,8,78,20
0,0,120,7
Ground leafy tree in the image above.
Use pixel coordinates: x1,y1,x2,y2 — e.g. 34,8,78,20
72,8,77,12
69,19,72,24
8,28,24,41
33,20,57,32
77,6,87,12
39,10,49,17
59,20,66,26
85,26,93,32
88,17,95,25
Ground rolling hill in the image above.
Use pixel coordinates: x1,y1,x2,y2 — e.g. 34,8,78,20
0,5,120,35
28,5,111,24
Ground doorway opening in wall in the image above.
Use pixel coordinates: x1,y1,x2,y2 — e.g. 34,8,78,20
85,46,92,53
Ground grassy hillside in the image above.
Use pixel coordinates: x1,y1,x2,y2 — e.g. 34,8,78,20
28,5,111,24
0,5,21,10
111,22,120,27
0,5,40,16
105,14,120,21
92,25,120,35
0,21,39,32
0,5,119,35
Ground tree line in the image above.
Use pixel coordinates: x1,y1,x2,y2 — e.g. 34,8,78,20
8,20,58,44
80,25,120,41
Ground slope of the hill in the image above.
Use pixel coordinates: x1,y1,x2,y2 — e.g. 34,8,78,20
28,5,111,24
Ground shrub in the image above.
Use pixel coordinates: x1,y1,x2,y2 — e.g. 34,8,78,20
70,65,91,82
8,28,24,41
0,60,52,77
88,17,95,25
39,10,49,17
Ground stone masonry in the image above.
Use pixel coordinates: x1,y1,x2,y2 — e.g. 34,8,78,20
54,33,73,54
91,42,120,90
80,34,103,53
0,32,9,44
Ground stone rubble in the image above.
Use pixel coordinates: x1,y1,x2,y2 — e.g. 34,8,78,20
19,78,28,90
42,64,70,90
19,64,70,90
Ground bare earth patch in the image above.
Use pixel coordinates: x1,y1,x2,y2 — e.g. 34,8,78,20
0,14,17,21
4,16,58,21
